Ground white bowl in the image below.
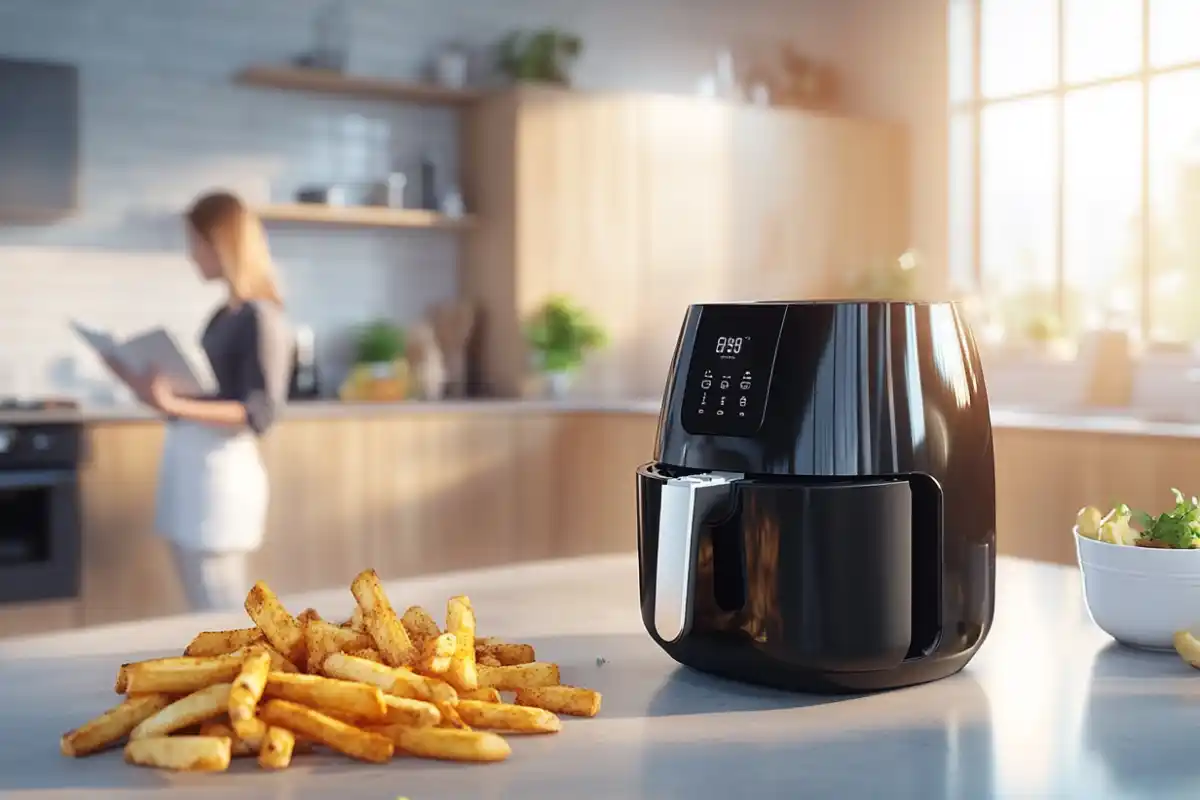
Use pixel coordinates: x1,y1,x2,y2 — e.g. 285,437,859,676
1075,527,1200,650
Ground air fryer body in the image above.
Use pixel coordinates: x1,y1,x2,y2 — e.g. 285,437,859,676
637,301,995,693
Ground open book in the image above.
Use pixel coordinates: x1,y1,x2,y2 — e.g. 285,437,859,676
71,320,209,396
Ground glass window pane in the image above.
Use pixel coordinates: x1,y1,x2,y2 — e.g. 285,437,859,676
1064,0,1142,83
1151,0,1200,69
1063,82,1143,338
1149,69,1200,342
949,112,975,289
949,0,975,104
981,0,1057,98
979,97,1058,340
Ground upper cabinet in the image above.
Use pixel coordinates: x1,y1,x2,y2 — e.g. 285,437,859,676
463,86,909,399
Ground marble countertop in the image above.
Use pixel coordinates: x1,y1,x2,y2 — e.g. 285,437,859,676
0,553,1196,799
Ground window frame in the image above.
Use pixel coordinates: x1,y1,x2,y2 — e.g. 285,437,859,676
952,0,1200,343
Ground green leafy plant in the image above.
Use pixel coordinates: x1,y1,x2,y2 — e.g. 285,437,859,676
354,320,406,364
524,295,607,373
497,29,583,85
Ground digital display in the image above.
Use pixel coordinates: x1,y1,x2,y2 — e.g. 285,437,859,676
680,304,786,437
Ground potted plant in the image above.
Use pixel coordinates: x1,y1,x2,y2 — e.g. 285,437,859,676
342,320,409,402
524,295,607,398
497,29,583,86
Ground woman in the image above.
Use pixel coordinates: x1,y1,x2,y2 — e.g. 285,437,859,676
108,191,294,612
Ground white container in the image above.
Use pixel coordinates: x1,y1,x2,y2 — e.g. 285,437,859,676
1075,528,1200,650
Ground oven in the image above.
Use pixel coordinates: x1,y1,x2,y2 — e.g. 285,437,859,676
0,422,83,604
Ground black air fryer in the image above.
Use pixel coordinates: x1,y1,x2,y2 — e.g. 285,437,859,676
637,301,995,693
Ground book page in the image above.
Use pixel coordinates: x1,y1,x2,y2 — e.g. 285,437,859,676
117,328,208,396
70,320,118,359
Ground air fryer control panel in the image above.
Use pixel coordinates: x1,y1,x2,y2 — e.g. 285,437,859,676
679,304,786,436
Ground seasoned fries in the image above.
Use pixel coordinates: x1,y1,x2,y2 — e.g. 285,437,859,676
478,662,561,691
263,672,388,722
393,726,511,763
259,699,393,763
456,700,561,734
515,685,603,717
228,649,271,737
258,726,295,770
59,568,603,777
61,694,172,756
130,683,233,739
184,627,264,657
125,736,232,772
350,569,416,667
244,582,306,665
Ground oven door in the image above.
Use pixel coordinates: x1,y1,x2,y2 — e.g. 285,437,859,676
0,469,80,604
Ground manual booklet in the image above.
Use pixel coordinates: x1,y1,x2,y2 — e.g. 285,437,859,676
71,320,209,396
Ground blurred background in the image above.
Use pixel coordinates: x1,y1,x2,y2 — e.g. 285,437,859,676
1,0,1196,634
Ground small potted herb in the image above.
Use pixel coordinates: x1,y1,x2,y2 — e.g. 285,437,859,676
524,295,607,398
343,320,409,402
497,29,583,86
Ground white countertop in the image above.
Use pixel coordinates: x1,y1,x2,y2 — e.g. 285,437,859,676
0,553,1196,799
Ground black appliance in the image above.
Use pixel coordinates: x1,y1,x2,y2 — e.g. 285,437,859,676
288,325,321,400
636,301,995,693
0,401,84,604
0,57,80,222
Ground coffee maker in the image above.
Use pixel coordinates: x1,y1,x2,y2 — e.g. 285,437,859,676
636,301,995,693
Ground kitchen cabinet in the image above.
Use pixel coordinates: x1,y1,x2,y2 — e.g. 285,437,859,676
464,86,909,398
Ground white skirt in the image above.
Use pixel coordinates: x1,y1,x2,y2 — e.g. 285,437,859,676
154,420,268,553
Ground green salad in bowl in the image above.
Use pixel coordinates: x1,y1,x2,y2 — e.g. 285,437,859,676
1076,488,1200,549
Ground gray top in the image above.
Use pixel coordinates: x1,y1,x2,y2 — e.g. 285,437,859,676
200,301,293,435
0,554,1194,799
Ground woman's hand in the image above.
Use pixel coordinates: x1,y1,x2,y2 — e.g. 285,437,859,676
128,370,178,414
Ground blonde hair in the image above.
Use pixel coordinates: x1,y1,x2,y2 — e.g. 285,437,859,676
186,191,283,306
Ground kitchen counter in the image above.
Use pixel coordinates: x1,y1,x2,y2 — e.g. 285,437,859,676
0,553,1192,799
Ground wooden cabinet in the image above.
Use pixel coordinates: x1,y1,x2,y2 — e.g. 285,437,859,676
464,87,909,399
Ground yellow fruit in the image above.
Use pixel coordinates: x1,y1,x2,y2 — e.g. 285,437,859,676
1076,506,1104,539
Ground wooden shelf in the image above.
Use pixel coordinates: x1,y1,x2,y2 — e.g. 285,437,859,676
255,204,475,230
235,65,485,107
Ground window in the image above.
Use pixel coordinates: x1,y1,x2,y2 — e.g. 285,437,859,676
950,0,1200,345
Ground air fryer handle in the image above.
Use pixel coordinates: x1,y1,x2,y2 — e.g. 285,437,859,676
654,471,743,644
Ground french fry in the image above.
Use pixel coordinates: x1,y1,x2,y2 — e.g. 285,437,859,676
123,654,246,695
476,641,536,666
304,618,375,674
444,596,477,691
184,627,264,657
416,632,455,676
380,695,441,727
477,662,560,691
263,672,387,722
124,736,232,772
228,649,271,737
401,606,441,649
244,582,306,665
114,664,130,694
297,608,322,625
61,694,173,757
258,726,295,770
478,654,501,668
392,726,511,763
258,699,393,763
221,716,315,755
458,687,502,703
322,653,457,705
130,683,233,740
228,644,299,674
198,721,257,757
349,606,367,633
346,648,381,662
456,699,561,734
515,685,602,718
436,700,470,730
350,569,416,667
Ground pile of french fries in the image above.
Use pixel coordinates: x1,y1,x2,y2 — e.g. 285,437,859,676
60,569,602,773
